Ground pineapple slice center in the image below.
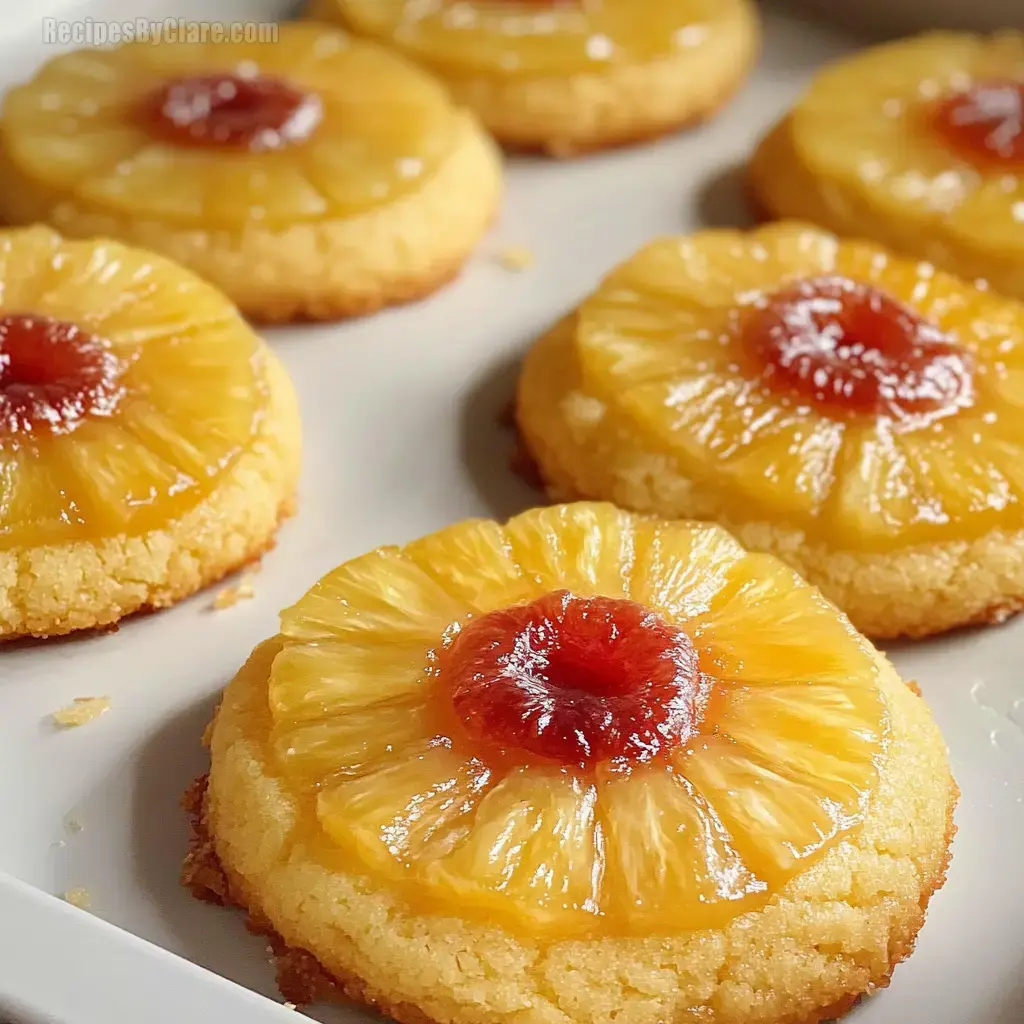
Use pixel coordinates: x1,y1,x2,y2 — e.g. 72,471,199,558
440,590,701,767
141,73,323,152
743,275,973,425
931,80,1024,168
0,314,123,436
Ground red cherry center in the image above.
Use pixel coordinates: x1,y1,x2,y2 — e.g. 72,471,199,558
743,275,973,422
932,80,1024,167
0,314,123,436
440,590,700,767
141,73,322,151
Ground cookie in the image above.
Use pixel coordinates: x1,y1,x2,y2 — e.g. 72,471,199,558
750,31,1024,299
0,226,300,639
314,0,760,157
185,502,955,1024
0,23,501,323
516,222,1024,639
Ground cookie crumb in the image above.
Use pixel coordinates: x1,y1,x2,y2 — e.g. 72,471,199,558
283,1003,297,1011
63,887,92,910
212,573,257,610
496,245,535,271
201,713,219,749
52,696,110,728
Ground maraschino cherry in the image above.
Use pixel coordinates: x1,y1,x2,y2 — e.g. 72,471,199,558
142,73,322,151
0,314,122,436
440,590,700,767
744,275,973,423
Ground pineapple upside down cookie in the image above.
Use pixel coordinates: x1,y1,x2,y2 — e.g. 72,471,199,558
517,222,1024,639
0,226,300,640
184,502,956,1024
308,0,760,157
750,31,1024,300
0,23,501,323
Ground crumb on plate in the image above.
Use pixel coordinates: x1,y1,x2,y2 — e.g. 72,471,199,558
496,245,535,271
63,887,92,910
51,696,110,728
212,572,258,610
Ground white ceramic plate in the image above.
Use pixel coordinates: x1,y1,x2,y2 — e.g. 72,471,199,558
2,4,1024,1023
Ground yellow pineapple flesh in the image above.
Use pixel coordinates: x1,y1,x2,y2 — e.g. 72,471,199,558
0,23,457,230
334,0,736,77
0,226,266,550
268,502,886,938
788,31,1024,257
574,222,1024,550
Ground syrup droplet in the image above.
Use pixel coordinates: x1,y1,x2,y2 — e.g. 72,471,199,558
743,275,973,422
1008,698,1024,733
440,590,700,767
932,80,1024,167
970,678,995,712
141,74,322,152
0,314,123,436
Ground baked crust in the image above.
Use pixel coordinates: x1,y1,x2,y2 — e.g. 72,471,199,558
184,636,956,1024
315,1,760,157
0,349,301,639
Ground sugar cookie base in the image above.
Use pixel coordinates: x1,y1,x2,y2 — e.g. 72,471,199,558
184,620,954,1024
749,115,1024,301
317,1,760,157
515,318,1024,639
448,1,759,157
0,350,301,639
0,116,502,324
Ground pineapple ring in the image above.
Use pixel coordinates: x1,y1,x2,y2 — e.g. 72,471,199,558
310,0,760,156
191,503,955,1024
0,226,300,639
0,23,501,323
750,30,1024,300
516,222,1024,639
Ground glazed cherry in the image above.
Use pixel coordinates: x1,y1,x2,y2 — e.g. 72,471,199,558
743,276,973,422
0,314,123,436
932,80,1024,167
141,73,322,152
440,590,700,767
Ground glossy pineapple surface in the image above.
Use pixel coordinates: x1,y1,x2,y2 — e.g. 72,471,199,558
0,22,457,229
268,502,886,938
572,222,1024,550
768,31,1024,291
333,0,741,76
0,226,266,550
